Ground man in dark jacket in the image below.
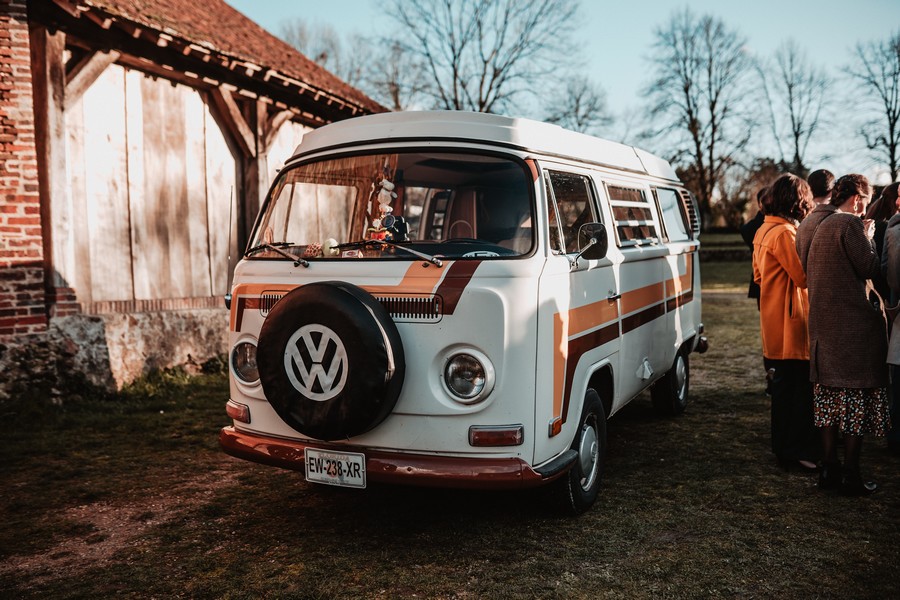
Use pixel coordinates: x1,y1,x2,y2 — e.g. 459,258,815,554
740,187,767,307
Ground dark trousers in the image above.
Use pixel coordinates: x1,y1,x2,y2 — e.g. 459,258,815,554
764,358,821,462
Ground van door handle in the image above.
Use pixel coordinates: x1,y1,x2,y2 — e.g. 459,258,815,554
607,291,621,301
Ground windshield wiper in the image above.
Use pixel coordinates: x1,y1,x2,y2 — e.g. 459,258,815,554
336,239,443,267
244,242,310,268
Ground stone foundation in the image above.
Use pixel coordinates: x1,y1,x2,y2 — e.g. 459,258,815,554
0,308,229,400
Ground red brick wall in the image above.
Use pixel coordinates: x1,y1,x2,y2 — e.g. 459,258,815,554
0,0,47,337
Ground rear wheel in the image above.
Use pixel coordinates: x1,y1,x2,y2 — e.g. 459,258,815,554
555,389,606,515
651,350,689,415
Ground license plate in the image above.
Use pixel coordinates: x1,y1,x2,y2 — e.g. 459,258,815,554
304,448,367,489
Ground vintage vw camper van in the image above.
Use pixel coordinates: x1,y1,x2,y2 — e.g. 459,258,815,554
220,111,706,513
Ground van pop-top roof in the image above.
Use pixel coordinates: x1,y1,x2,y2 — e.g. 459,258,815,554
289,111,679,182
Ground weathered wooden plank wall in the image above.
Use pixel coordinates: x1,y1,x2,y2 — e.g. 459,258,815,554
184,88,211,298
124,69,146,301
64,82,89,298
83,66,131,301
62,65,239,304
205,107,238,296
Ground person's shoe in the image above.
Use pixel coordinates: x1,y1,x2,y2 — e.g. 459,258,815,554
778,457,819,473
818,462,842,490
840,470,878,496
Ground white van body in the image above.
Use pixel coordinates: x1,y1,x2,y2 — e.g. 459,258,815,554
220,111,705,513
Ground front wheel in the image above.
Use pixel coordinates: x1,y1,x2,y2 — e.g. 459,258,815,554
554,389,607,515
651,350,689,415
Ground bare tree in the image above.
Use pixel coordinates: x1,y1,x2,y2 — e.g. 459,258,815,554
846,31,900,181
644,9,757,225
280,19,365,88
607,107,643,146
362,40,430,111
713,157,789,229
758,40,831,177
386,0,579,113
543,75,612,135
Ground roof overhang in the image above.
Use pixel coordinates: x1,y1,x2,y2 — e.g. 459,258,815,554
32,0,383,126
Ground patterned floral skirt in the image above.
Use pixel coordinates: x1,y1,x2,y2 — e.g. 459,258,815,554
813,384,891,436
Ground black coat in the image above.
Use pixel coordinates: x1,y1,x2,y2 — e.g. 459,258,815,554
740,211,765,299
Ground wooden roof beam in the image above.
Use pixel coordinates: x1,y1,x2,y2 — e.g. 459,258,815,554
208,87,256,158
65,48,121,106
264,109,296,149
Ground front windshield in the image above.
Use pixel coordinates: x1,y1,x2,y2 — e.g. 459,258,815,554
250,151,534,260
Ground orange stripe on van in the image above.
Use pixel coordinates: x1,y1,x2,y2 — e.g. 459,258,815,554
549,253,697,436
435,260,482,313
664,259,693,299
620,281,665,315
567,297,619,336
551,297,620,434
229,261,466,332
365,261,450,296
552,312,569,425
230,283,296,332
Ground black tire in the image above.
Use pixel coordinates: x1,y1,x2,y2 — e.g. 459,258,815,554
256,281,405,441
651,350,689,415
555,389,606,515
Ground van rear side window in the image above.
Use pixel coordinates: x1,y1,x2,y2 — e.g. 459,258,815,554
653,187,690,242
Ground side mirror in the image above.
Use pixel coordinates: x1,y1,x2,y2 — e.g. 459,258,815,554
576,222,608,261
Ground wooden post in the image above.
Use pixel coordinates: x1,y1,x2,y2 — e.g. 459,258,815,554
205,91,297,250
29,24,71,298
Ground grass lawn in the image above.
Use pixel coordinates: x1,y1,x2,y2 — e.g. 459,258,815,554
1,262,899,599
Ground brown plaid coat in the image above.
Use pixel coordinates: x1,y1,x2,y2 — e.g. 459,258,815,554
795,204,888,388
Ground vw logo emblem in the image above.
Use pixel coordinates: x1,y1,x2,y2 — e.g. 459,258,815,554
284,324,348,401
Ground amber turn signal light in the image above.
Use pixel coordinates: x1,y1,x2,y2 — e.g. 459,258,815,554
468,425,524,447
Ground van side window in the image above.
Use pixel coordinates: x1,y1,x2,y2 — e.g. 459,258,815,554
607,184,660,247
546,171,596,253
653,187,690,242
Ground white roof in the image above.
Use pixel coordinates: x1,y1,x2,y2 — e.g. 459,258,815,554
290,111,680,182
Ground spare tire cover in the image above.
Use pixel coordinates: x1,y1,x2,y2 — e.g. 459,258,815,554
256,281,405,441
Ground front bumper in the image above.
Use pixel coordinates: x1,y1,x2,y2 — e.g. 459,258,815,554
220,426,572,490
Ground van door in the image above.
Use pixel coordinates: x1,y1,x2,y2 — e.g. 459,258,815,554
653,186,701,357
600,180,669,411
536,167,619,454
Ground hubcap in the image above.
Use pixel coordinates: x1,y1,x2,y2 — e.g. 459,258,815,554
674,355,687,402
578,418,599,491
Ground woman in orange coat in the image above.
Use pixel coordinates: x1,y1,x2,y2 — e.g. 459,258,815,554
753,173,820,470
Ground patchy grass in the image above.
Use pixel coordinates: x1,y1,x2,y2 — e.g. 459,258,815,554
2,263,899,599
700,260,751,293
698,232,744,248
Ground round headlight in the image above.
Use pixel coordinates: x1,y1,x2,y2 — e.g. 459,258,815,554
443,352,492,403
231,341,259,383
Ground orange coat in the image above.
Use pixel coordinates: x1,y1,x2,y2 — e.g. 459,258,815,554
753,216,809,360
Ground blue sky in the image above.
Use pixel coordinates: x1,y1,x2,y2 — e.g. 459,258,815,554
226,1,900,180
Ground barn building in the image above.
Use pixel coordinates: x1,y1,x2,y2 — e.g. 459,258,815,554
0,0,384,392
